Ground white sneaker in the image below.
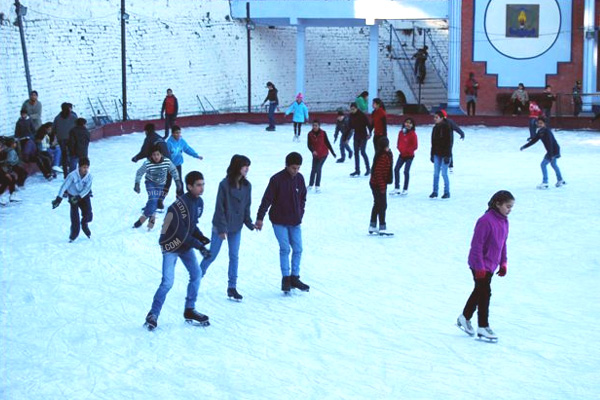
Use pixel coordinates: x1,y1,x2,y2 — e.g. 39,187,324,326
315,187,321,193
0,193,9,206
390,188,400,195
9,192,22,202
449,167,454,173
368,225,378,234
52,166,63,173
457,314,474,336
556,180,566,187
400,190,408,196
536,183,549,190
477,326,498,340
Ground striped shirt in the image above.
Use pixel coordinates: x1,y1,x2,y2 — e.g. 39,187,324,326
135,157,179,185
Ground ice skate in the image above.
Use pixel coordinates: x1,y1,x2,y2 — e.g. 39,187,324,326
429,192,438,199
390,188,401,195
555,180,566,187
9,192,22,202
477,326,498,342
400,190,408,196
536,182,549,190
456,314,475,336
133,215,147,228
0,193,9,206
336,158,345,163
290,275,310,292
307,186,313,192
184,308,210,327
147,216,156,230
441,193,450,199
227,288,243,301
315,187,321,193
350,171,360,177
144,312,158,331
82,225,91,239
281,276,292,294
368,224,378,235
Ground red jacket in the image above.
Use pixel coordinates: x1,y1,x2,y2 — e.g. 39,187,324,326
396,128,418,158
371,108,387,137
370,150,393,192
307,129,335,159
529,102,542,119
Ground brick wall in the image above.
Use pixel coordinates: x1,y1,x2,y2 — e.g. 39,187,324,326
0,0,398,132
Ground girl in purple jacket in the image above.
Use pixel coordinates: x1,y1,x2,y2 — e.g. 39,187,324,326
457,190,515,341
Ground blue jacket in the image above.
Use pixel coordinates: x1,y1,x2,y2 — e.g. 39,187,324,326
521,127,560,159
285,101,309,123
159,192,206,253
257,169,306,226
211,177,254,234
167,136,200,167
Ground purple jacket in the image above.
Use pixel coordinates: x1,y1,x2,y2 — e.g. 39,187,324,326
468,209,509,274
257,168,306,226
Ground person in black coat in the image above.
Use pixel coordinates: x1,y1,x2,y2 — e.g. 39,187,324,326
68,118,91,172
520,117,565,189
430,111,452,199
348,102,371,177
131,123,171,162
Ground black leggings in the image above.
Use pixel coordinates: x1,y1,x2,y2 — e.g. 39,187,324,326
370,183,387,227
462,270,492,327
293,122,303,137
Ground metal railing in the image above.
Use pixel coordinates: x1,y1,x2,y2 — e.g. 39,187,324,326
424,28,448,89
388,25,421,103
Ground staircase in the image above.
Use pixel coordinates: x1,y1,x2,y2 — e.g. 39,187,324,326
387,21,449,112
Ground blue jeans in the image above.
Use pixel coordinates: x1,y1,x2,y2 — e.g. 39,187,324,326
272,224,303,277
68,156,79,173
433,155,450,195
144,180,164,217
200,229,242,288
339,139,352,160
309,156,327,187
394,157,413,190
528,118,538,139
353,138,370,173
268,102,277,128
47,147,61,167
150,249,201,317
541,156,563,183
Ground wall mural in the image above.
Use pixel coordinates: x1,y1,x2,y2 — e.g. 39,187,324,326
473,0,572,87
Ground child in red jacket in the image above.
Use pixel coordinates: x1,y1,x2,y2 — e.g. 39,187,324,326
369,137,393,236
307,120,336,193
392,118,418,196
528,101,543,140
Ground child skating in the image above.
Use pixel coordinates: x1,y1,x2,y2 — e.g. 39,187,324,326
457,190,515,341
392,118,418,196
520,116,565,189
369,137,393,236
285,93,309,142
307,120,336,193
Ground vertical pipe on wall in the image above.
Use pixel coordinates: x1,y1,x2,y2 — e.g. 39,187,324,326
15,0,32,95
296,25,306,98
121,0,128,120
582,0,597,112
368,24,379,113
446,0,462,114
247,2,252,113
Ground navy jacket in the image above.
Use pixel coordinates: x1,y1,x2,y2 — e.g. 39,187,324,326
257,169,307,226
430,120,453,158
212,177,254,234
132,132,171,162
68,126,91,158
521,127,560,159
159,192,206,253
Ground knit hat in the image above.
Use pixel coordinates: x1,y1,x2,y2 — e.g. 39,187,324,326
440,109,448,118
296,93,303,100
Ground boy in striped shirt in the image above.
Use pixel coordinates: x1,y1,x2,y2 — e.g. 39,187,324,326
134,146,181,229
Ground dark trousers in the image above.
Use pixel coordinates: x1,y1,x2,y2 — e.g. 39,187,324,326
309,156,327,187
162,165,182,199
69,194,93,240
370,183,387,227
574,101,582,117
58,139,69,178
36,152,53,177
467,100,476,116
268,102,277,129
293,122,303,137
372,134,385,152
462,270,493,328
353,138,370,173
164,114,176,139
512,100,526,115
12,165,28,187
0,172,16,194
394,157,413,190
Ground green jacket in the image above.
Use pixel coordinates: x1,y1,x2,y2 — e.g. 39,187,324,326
355,96,368,113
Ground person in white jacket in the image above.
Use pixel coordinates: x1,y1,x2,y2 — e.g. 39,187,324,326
52,157,93,242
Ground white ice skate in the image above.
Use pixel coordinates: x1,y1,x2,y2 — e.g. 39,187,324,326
9,192,22,202
400,190,408,196
477,326,498,342
456,314,475,336
555,180,566,187
0,192,9,206
536,182,549,190
368,225,378,235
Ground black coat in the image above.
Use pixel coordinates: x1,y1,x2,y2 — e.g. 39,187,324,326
430,120,452,158
349,110,370,141
15,117,36,140
132,132,171,162
68,126,91,158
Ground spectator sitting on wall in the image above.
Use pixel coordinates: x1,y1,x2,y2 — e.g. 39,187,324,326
510,83,529,116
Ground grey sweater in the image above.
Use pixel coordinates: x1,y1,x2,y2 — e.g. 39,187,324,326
211,177,254,234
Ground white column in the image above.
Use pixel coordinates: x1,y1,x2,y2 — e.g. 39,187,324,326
368,24,379,113
296,25,306,98
582,0,597,112
447,0,462,114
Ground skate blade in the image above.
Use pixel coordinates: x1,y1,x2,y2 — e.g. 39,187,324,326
476,335,498,343
282,291,291,296
185,319,210,327
292,287,309,292
143,322,156,331
456,323,475,336
227,297,243,302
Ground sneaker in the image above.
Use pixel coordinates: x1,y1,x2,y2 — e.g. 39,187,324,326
336,158,345,163
536,183,549,190
442,193,450,199
144,312,158,331
227,288,243,301
400,190,408,196
555,180,566,187
368,224,378,234
457,314,474,336
477,326,498,340
52,166,63,173
315,187,321,193
350,171,360,177
183,308,210,325
281,276,292,293
429,192,438,199
290,275,310,291
390,188,401,195
9,192,22,202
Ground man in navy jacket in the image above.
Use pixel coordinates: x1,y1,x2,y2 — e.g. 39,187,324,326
256,152,310,294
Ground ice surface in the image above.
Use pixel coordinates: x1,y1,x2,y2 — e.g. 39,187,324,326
1,123,599,399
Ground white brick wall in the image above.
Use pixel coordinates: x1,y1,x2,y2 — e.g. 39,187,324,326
1,0,400,131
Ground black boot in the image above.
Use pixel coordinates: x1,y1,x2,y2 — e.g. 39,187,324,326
144,312,158,331
183,308,210,326
290,275,310,292
82,224,91,238
281,276,291,293
227,288,243,301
